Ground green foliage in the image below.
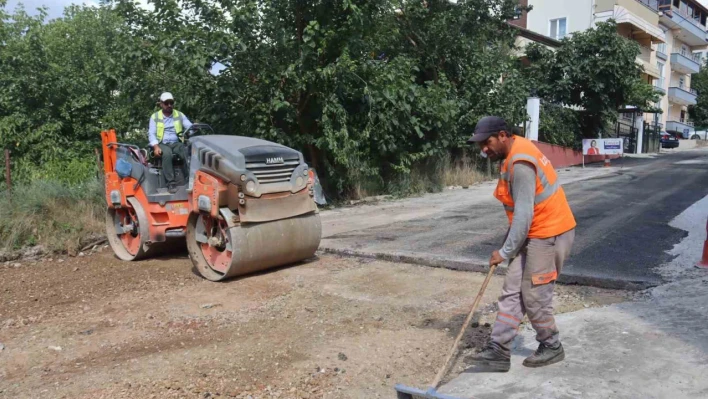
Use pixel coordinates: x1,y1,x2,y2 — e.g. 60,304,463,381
106,0,527,197
689,57,708,130
2,2,656,200
523,20,659,138
538,104,582,149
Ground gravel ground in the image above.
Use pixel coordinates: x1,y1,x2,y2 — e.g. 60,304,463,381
0,249,636,399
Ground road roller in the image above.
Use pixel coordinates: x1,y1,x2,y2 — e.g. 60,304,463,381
100,125,322,281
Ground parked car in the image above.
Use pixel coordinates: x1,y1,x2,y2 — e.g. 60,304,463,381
690,130,707,140
660,132,679,149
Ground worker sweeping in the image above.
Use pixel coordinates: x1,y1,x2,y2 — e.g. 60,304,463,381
467,116,577,371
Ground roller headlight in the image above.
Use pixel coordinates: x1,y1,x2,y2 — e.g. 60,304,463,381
246,180,256,193
296,176,304,187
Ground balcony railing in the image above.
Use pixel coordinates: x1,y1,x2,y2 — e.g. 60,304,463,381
680,118,695,126
638,45,652,63
677,85,698,95
674,48,703,62
672,5,706,30
657,42,668,56
635,0,659,11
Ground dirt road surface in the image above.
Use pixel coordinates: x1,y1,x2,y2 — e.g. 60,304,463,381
0,249,633,399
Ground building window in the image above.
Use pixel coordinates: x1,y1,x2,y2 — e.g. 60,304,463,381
656,61,665,88
550,18,567,40
513,7,522,20
657,42,667,55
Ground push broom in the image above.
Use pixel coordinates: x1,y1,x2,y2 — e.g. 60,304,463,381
394,261,500,399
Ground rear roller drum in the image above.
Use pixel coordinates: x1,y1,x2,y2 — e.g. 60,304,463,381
187,210,322,281
105,197,150,261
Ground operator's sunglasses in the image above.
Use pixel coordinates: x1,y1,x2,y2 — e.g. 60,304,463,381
163,101,174,106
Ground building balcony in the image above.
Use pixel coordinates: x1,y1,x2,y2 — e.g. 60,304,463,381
659,2,708,47
638,45,661,78
656,43,669,60
668,86,698,105
670,51,701,74
595,0,666,43
666,119,695,137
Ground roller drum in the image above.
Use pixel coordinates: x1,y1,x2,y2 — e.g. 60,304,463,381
188,212,321,281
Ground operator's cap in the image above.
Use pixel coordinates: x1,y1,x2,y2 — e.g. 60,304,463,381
467,116,509,143
159,92,174,102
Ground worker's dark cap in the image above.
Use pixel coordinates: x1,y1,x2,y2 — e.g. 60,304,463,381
467,116,509,143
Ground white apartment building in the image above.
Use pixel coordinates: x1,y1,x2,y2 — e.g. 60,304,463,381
516,0,708,143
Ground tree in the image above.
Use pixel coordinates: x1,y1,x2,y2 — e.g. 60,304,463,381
2,0,529,197
110,0,528,197
522,20,660,139
689,57,708,130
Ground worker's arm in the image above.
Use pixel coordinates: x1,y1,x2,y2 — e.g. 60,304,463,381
182,114,193,132
148,117,159,147
498,161,535,260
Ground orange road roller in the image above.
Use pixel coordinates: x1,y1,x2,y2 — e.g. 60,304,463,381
100,125,322,281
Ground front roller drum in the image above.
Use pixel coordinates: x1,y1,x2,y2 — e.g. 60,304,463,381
187,211,322,281
105,197,151,261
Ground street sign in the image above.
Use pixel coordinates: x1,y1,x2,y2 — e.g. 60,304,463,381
582,139,624,155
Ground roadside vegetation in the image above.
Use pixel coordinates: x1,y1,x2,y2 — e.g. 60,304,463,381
0,0,659,253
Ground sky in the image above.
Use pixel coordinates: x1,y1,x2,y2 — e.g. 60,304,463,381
3,0,150,20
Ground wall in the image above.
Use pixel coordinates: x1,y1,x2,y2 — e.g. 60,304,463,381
533,141,621,168
527,0,594,38
508,0,528,28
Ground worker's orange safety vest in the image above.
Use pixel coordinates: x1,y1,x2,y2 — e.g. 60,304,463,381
494,136,576,239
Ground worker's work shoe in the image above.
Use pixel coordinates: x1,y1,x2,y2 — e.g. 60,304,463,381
523,342,565,368
168,183,178,194
466,342,511,372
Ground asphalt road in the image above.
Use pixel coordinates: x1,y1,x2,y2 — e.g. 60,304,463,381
320,149,708,289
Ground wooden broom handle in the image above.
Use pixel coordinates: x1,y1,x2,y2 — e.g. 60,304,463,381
429,262,498,389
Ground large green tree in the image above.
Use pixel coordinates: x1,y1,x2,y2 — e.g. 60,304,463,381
2,0,528,196
689,58,708,131
522,20,660,139
0,1,204,183
110,0,528,196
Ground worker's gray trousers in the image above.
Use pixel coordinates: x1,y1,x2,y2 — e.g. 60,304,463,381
491,229,575,351
158,142,187,185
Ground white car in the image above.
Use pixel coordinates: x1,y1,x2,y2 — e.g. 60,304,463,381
690,130,708,140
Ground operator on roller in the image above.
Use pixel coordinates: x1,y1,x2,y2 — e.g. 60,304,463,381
148,92,193,193
467,116,577,371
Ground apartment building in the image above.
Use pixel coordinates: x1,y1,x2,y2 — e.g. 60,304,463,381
514,0,708,149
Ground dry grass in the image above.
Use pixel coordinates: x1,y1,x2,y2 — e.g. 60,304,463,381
0,179,105,254
442,157,488,187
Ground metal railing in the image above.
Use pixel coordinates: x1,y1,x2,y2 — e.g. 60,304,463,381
674,83,698,95
672,50,701,64
635,0,659,11
672,6,707,30
679,118,695,126
657,43,668,55
637,45,652,63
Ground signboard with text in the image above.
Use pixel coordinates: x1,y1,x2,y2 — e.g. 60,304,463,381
582,138,624,155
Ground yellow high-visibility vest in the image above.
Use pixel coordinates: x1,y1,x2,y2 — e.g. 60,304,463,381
152,110,184,142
